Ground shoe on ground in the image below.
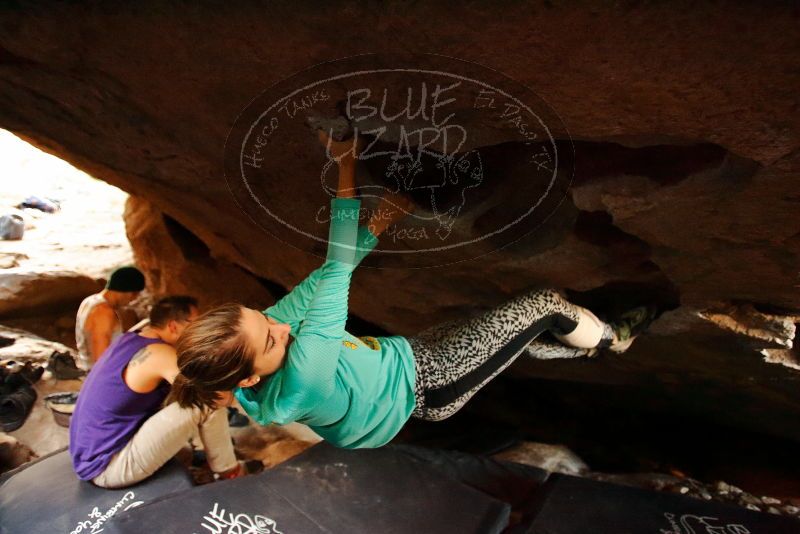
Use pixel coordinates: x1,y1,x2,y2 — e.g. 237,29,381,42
47,351,85,380
1,360,44,389
0,384,37,432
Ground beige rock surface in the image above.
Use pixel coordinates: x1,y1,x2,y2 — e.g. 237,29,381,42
124,195,274,311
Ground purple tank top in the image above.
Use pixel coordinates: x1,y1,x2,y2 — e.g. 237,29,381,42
69,332,171,480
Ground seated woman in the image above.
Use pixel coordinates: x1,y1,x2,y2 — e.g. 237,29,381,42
171,132,658,448
69,296,247,488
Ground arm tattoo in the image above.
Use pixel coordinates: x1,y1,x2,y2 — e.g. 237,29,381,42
128,347,150,367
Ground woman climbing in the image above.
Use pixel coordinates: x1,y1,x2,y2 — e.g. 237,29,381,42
171,130,658,448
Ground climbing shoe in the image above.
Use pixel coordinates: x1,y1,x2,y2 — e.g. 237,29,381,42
607,304,659,353
47,351,84,380
0,360,44,390
0,384,36,432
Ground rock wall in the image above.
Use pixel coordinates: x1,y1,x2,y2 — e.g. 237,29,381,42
0,271,101,318
124,196,274,311
0,2,798,438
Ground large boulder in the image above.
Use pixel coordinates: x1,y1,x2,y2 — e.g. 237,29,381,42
0,271,102,318
0,2,798,438
124,196,274,311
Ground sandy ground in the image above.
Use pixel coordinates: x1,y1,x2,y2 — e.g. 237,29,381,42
0,129,132,280
0,326,80,456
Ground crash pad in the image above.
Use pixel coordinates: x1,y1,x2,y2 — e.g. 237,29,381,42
103,442,512,534
389,443,548,509
517,473,800,533
0,448,192,534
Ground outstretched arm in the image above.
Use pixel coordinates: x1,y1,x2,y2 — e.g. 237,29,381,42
238,196,362,423
265,132,414,334
265,131,363,333
265,225,376,335
266,193,414,334
319,128,362,198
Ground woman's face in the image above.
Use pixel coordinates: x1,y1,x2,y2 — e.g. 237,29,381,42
240,307,292,377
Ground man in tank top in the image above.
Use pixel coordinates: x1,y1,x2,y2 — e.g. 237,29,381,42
70,295,247,488
75,266,145,371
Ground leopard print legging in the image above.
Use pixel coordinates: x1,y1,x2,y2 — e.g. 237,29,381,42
406,288,613,421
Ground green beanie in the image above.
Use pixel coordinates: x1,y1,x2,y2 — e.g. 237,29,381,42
106,266,146,292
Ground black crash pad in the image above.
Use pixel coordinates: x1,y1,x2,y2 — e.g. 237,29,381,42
517,473,800,533
389,444,548,510
0,448,193,534
103,442,512,534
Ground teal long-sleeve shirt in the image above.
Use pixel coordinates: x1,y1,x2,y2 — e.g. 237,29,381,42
235,197,417,448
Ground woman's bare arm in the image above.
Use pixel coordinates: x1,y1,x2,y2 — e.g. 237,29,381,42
317,129,363,198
